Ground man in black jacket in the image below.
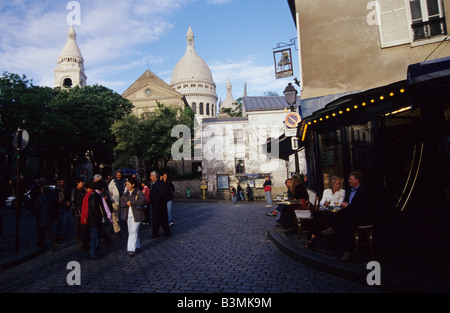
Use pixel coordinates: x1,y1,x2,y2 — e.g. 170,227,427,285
336,171,374,262
150,171,171,238
86,180,107,260
33,185,59,251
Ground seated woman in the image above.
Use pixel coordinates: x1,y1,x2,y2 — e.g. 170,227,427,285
277,175,309,234
305,176,345,248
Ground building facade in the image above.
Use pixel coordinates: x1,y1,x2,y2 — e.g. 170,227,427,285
122,69,187,117
288,0,450,245
201,95,305,199
289,0,449,100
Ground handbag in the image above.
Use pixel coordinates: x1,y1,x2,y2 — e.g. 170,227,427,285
135,193,146,210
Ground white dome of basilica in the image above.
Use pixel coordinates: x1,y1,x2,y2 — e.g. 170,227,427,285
170,26,217,121
171,26,214,85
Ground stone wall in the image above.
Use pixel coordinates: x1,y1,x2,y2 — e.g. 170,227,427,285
173,178,287,201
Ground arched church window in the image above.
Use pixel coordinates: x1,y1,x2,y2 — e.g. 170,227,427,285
206,103,210,116
192,102,197,114
199,103,204,115
63,78,73,88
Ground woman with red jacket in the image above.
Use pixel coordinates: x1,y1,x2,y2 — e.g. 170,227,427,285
81,180,106,260
263,176,273,207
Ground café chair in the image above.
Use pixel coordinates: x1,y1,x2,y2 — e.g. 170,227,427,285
294,189,319,239
354,225,375,254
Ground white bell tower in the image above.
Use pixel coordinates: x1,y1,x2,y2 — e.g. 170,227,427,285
54,25,87,89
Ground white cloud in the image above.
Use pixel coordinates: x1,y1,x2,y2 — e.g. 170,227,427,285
0,0,193,87
207,0,234,5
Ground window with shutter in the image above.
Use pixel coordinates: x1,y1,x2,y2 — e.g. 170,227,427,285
377,0,413,48
376,0,447,47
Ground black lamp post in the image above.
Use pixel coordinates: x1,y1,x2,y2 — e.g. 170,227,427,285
283,82,298,112
283,83,300,175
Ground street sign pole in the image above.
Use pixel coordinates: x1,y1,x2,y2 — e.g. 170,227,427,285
12,128,28,252
15,129,23,252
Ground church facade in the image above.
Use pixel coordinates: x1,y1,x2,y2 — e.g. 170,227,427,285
122,69,188,117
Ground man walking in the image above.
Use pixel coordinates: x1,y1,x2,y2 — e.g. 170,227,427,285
150,171,171,238
108,170,127,236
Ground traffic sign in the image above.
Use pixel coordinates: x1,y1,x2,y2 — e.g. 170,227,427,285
12,129,29,150
285,112,301,128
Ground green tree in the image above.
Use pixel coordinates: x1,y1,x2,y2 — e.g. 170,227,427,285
49,84,133,176
0,72,133,180
0,72,56,180
112,102,194,175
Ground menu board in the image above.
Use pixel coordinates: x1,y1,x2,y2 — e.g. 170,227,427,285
217,175,229,190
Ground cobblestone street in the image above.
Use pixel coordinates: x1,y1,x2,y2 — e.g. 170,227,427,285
0,201,378,294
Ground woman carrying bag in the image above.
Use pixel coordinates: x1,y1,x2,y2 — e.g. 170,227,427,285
120,177,147,257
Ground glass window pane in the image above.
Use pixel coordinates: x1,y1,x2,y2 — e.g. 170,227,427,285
410,0,423,21
348,121,375,174
320,130,344,189
427,0,440,17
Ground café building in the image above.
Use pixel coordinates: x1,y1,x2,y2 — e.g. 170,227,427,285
299,56,450,246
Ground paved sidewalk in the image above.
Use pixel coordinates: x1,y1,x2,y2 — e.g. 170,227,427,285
0,206,44,271
267,222,450,293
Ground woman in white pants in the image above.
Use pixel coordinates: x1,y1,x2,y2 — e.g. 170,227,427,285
120,177,147,257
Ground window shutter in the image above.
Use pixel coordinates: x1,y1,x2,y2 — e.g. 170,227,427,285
377,0,413,48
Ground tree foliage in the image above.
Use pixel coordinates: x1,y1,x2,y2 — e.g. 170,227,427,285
0,72,133,180
112,102,194,174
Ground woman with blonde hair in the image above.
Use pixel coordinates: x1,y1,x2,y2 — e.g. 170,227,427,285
320,176,345,208
305,175,345,249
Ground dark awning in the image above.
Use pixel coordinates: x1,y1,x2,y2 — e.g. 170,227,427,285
407,56,450,86
303,80,410,130
407,56,450,103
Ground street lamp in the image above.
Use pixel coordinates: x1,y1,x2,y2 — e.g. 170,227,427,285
283,83,300,175
283,83,298,112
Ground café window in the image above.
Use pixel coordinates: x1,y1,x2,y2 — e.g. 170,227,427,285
320,129,345,188
235,158,245,174
348,121,376,174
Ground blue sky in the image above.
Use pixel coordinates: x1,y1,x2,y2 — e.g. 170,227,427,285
0,0,299,101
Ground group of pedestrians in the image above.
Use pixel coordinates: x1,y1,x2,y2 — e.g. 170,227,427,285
30,170,175,260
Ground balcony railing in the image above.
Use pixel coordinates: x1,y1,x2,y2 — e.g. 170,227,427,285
412,17,447,41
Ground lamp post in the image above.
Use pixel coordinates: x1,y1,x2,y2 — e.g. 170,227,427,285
12,128,29,252
283,82,298,112
283,83,300,175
